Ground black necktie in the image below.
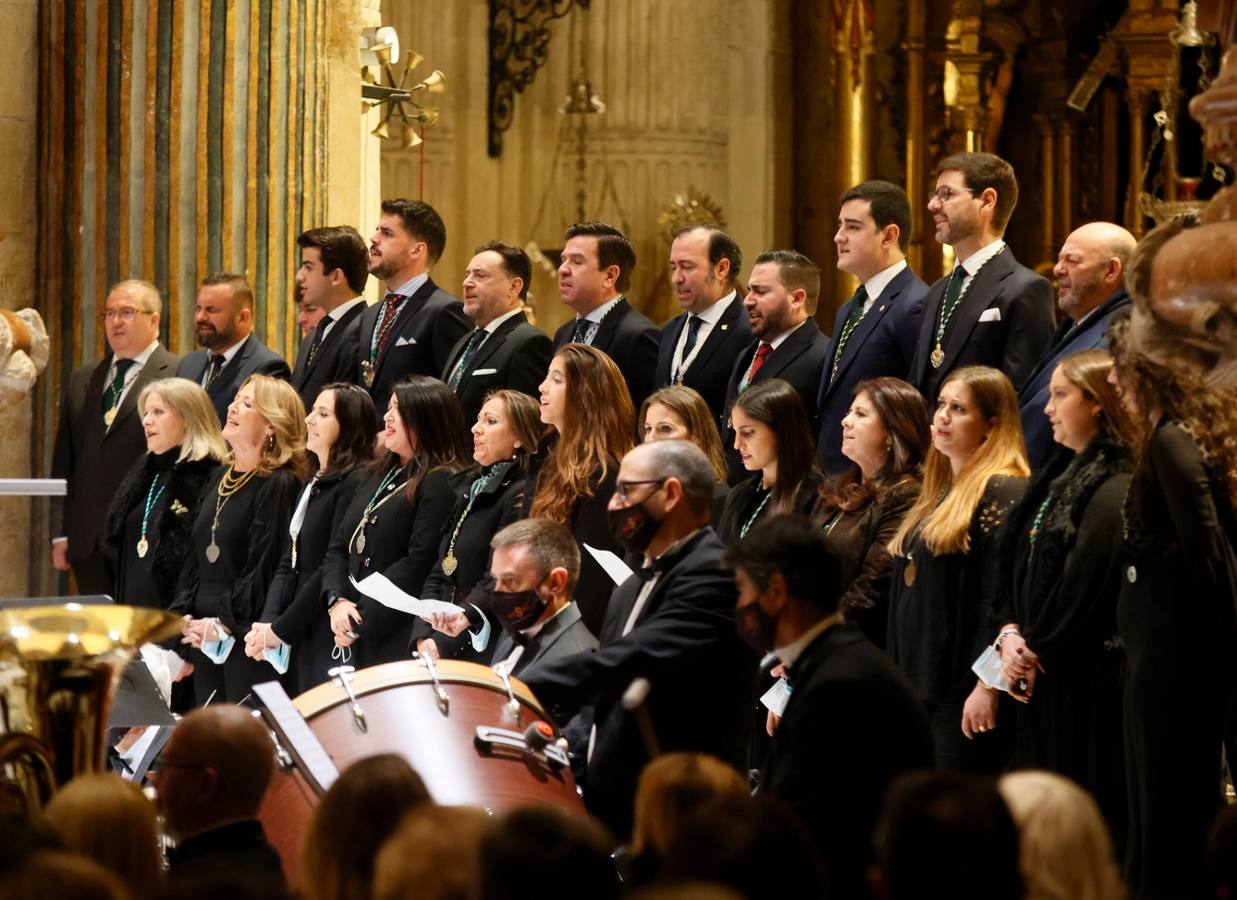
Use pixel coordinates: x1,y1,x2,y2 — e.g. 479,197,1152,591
571,318,594,344
203,354,226,389
449,329,486,390
674,316,704,382
305,317,330,368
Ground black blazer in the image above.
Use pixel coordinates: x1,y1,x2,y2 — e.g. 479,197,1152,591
442,311,553,426
50,345,181,562
908,246,1055,402
655,293,753,421
762,623,934,896
722,319,830,481
358,276,471,403
816,266,928,472
320,465,463,666
177,334,292,424
291,301,366,412
553,298,661,409
521,527,758,838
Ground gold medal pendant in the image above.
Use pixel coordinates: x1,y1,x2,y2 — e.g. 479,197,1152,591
206,542,221,564
103,408,117,427
136,537,149,558
929,344,944,369
361,360,375,388
356,530,366,553
903,560,917,587
442,552,458,576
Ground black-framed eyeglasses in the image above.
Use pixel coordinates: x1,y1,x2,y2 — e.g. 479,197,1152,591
927,186,975,205
614,478,666,503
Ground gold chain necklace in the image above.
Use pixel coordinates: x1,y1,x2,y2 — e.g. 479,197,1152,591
206,465,260,563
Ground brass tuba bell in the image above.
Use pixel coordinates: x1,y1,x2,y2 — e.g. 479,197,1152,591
0,602,182,813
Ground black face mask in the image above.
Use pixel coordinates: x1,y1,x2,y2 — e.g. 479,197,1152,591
607,502,663,555
735,599,778,654
488,581,550,634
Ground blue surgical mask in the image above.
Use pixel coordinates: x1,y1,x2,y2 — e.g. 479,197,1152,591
201,633,235,664
263,642,290,675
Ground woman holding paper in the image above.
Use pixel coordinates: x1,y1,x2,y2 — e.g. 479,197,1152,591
243,383,378,694
172,375,307,704
413,390,545,661
321,376,470,667
529,344,635,635
886,366,1028,772
989,349,1133,836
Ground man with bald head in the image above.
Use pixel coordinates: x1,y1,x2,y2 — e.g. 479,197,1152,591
154,705,285,893
1018,222,1136,466
50,280,180,594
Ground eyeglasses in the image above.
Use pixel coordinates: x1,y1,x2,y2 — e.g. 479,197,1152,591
927,186,975,205
104,307,154,322
614,478,666,502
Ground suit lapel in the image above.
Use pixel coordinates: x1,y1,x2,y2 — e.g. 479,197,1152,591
824,282,902,399
523,603,583,669
939,251,1015,371
470,312,524,372
210,335,254,405
107,348,171,435
601,574,643,644
373,278,436,379
590,298,629,351
758,319,818,382
685,294,742,378
658,314,686,382
913,279,946,385
300,302,364,385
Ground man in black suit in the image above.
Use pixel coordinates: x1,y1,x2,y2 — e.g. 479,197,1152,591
909,152,1055,402
656,225,753,421
359,198,471,404
552,221,660,409
444,241,553,426
291,225,369,411
176,273,292,423
521,440,757,839
1018,221,1135,467
722,249,830,480
728,514,933,897
50,280,181,594
818,181,928,472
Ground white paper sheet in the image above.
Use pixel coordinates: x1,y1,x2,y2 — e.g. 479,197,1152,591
349,571,463,618
583,544,635,585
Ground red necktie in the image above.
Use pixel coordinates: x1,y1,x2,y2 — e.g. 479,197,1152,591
745,341,773,383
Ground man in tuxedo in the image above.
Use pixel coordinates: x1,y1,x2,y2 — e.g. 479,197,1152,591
722,249,829,480
176,273,291,423
359,198,471,404
50,280,181,594
908,152,1055,402
291,226,369,411
655,225,752,421
818,181,928,472
521,440,757,839
444,241,553,426
1018,221,1135,466
552,221,660,409
728,514,933,897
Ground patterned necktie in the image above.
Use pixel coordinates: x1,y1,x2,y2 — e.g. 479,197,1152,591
203,354,226,389
449,329,486,390
571,317,595,344
674,316,704,383
102,358,136,413
831,286,869,378
739,342,773,393
304,317,330,368
372,292,404,359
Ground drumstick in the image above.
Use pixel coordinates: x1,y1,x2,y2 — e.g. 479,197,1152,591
622,678,660,759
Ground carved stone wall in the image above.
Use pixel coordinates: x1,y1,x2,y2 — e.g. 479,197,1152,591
382,0,792,332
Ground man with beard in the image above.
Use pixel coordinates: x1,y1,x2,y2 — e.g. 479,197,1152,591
721,249,829,480
520,440,757,839
1016,221,1135,466
358,198,470,403
176,273,291,423
908,152,1054,403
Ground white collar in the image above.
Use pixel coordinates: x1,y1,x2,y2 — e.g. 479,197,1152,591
765,317,809,351
862,260,908,304
520,599,572,641
688,289,735,325
583,296,623,324
388,271,430,298
117,339,160,366
958,239,1006,276
481,305,525,335
325,296,365,322
212,334,249,364
775,610,845,669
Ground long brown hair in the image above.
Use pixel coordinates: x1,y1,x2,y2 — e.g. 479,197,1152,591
638,385,727,482
377,376,471,500
1053,349,1136,447
731,378,818,514
818,376,930,512
530,344,635,523
890,366,1029,556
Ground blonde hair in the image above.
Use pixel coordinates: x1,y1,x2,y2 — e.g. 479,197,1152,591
1054,349,1136,446
139,377,228,464
632,752,749,856
998,772,1123,900
890,366,1028,555
234,374,309,478
41,772,164,900
639,385,728,483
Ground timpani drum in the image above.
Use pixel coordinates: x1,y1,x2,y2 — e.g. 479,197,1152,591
257,659,583,879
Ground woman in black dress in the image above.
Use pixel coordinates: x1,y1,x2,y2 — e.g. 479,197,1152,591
173,375,307,704
991,349,1133,837
323,376,470,667
243,383,378,694
811,376,928,647
105,377,227,609
717,378,820,546
886,366,1028,772
1106,310,1237,899
528,343,635,635
639,385,730,524
414,389,544,661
